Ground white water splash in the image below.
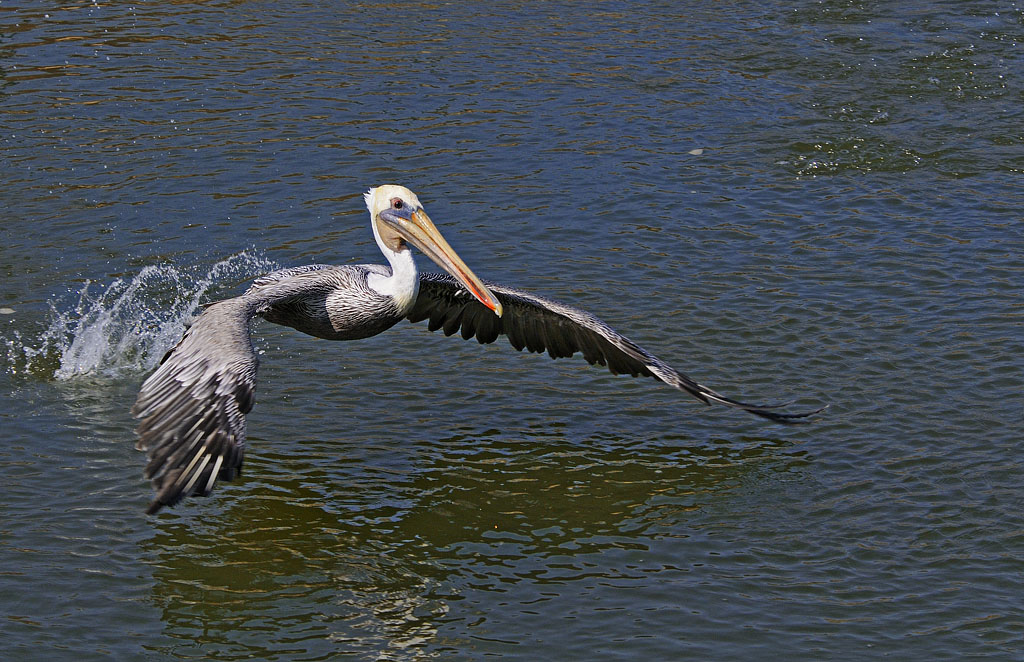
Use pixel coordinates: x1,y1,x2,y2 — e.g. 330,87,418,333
3,252,277,381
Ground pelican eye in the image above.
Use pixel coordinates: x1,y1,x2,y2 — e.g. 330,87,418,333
391,198,404,210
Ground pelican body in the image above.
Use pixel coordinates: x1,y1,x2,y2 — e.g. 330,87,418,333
133,185,824,514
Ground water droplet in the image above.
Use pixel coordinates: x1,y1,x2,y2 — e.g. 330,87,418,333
1,253,276,380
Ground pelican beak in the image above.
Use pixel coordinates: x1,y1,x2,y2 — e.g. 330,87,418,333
380,206,503,317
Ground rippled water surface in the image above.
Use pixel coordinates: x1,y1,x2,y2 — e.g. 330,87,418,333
2,1,1022,659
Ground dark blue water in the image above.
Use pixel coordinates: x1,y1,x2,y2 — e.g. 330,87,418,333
2,1,1022,659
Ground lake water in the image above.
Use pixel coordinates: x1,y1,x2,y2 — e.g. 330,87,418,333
2,1,1022,659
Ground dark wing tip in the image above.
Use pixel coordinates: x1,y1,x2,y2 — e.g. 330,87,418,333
696,383,828,424
739,402,829,424
146,496,170,515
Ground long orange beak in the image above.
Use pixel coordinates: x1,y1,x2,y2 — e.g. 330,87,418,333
380,206,503,317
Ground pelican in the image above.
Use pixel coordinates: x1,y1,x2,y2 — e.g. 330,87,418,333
133,185,824,514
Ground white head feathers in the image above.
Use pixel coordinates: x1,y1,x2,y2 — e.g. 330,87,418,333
364,184,423,217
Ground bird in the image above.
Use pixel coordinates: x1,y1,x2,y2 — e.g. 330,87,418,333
132,184,825,514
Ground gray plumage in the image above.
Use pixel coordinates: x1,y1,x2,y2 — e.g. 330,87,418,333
133,265,823,514
133,264,402,514
251,264,404,341
133,184,824,514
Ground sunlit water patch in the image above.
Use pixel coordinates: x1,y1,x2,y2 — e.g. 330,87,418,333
2,252,276,381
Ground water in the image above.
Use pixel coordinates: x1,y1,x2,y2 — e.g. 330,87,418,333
2,1,1022,659
4,252,275,379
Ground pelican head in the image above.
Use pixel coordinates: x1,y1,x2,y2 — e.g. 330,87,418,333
365,185,502,317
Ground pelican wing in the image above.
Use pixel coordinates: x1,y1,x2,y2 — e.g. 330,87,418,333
409,272,824,423
132,269,327,514
132,298,259,514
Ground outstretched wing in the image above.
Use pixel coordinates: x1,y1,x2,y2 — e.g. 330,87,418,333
132,298,260,514
132,267,337,514
409,272,825,423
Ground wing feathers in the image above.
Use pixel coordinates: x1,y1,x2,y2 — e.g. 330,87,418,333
133,269,345,513
410,272,824,423
132,298,259,513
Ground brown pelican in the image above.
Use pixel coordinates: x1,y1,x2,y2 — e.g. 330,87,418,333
133,185,825,514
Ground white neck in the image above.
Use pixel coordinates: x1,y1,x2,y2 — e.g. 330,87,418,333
367,223,420,314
